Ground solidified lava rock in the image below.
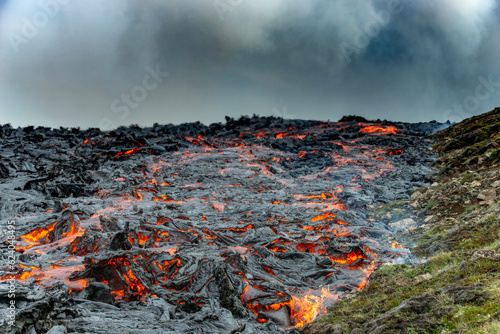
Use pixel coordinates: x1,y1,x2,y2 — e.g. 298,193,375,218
214,262,248,318
0,116,447,333
110,222,133,251
0,162,9,179
79,282,115,304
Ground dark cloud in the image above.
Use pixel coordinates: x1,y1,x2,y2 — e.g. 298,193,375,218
0,0,499,129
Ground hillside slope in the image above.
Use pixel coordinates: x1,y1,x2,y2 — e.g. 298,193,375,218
303,108,500,334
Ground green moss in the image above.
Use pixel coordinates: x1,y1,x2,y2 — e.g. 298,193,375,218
476,129,490,142
456,219,500,250
460,173,476,184
485,215,498,223
425,201,439,210
489,149,500,162
474,321,500,334
459,204,479,218
433,183,447,191
378,200,407,214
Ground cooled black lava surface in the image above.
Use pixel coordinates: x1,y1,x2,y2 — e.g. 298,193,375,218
0,116,445,333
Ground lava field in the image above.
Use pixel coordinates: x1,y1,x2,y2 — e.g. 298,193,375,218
0,116,445,333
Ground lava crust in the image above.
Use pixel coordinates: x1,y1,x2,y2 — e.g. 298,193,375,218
0,116,445,333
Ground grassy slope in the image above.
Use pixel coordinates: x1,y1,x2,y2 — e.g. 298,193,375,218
302,108,500,334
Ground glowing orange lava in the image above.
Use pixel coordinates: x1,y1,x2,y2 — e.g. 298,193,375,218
290,288,339,327
310,212,336,222
359,123,403,134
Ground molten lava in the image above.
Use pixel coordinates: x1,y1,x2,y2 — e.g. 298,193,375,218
358,123,403,134
1,118,422,331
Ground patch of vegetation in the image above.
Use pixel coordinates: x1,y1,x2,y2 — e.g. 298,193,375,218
433,183,447,191
474,321,500,334
459,204,479,218
489,149,500,162
425,200,439,210
455,219,500,250
378,200,406,214
485,215,498,223
460,173,475,184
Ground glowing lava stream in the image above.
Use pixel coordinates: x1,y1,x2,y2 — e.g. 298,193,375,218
2,122,414,330
241,280,341,327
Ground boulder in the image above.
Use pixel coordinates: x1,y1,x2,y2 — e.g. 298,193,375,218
0,162,9,178
478,189,497,202
389,218,418,232
79,282,115,304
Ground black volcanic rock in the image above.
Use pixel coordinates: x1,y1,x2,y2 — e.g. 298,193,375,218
80,282,115,304
0,116,448,333
0,162,9,178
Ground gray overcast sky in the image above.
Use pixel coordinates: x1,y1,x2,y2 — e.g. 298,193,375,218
1,0,499,129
